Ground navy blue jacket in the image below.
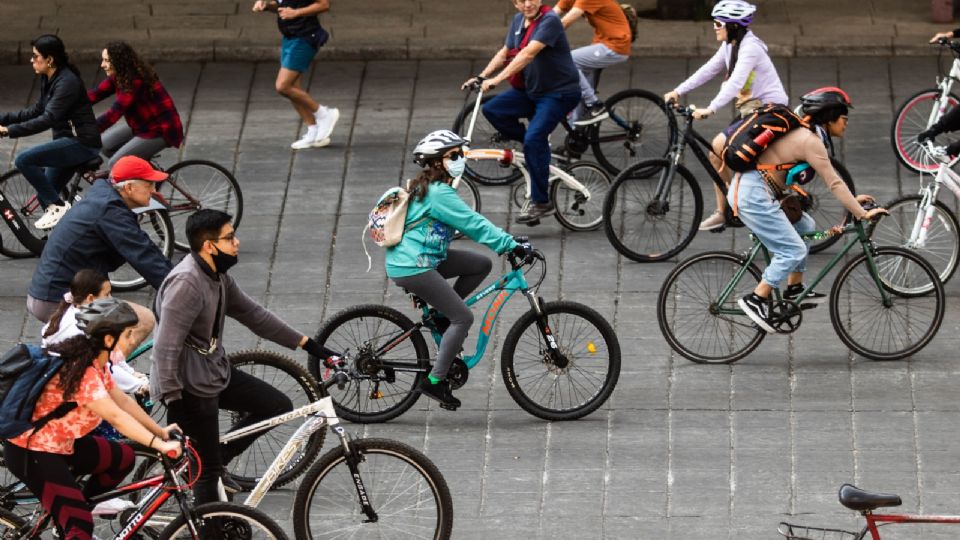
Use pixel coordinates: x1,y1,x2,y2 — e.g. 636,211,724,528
28,179,173,302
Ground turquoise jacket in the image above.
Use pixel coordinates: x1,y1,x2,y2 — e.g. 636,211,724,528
385,182,518,278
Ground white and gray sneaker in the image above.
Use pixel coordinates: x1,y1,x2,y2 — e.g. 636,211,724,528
35,202,71,230
292,125,320,150
738,293,775,333
314,106,340,141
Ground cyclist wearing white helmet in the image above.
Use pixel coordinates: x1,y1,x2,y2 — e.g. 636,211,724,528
664,0,789,232
387,130,528,410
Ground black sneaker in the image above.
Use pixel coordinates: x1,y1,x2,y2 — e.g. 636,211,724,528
516,202,555,224
573,101,609,126
418,378,461,410
221,474,243,495
784,283,827,306
738,293,775,333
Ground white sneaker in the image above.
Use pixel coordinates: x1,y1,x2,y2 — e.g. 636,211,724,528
35,202,71,230
312,137,331,148
314,106,340,141
292,125,319,150
92,498,136,516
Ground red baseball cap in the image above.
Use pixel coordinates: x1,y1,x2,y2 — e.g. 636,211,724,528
110,156,168,183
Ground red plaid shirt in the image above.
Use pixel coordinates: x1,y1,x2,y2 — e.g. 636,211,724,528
88,76,184,148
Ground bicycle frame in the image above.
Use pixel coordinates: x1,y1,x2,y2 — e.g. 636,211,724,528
906,143,960,248
652,106,727,202
928,56,960,128
464,147,591,202
858,511,960,539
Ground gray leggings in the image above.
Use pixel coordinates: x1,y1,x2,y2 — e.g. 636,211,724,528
101,123,169,168
391,249,493,379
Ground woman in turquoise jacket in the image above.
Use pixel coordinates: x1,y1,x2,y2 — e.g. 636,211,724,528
387,130,527,410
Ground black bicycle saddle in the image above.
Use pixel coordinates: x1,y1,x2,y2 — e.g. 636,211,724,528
838,484,902,511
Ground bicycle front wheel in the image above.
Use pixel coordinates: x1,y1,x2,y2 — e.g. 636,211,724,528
891,88,960,173
602,159,703,262
158,501,289,540
453,94,522,186
110,209,175,292
501,301,620,420
805,159,855,254
311,305,431,423
222,350,324,489
592,88,676,175
293,438,453,540
0,169,47,259
872,195,960,292
830,246,945,361
658,251,766,364
551,161,611,231
163,159,243,252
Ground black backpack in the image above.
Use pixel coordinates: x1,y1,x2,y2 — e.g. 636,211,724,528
0,344,76,440
722,104,808,173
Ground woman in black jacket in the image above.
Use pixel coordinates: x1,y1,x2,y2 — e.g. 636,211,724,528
0,35,102,230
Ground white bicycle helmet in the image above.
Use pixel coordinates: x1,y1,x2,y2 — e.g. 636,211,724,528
712,0,756,25
413,129,466,167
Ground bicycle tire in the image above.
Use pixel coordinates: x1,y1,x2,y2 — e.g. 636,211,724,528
658,251,766,364
310,305,430,423
872,195,960,293
109,209,175,292
806,159,856,254
591,88,677,175
452,94,522,186
830,246,945,361
222,350,324,489
293,438,453,540
163,160,243,252
892,88,960,173
551,161,611,231
602,158,703,262
0,169,47,259
158,501,289,540
500,301,620,420
453,176,481,240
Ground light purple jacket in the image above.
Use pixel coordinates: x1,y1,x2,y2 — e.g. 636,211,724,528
674,31,788,113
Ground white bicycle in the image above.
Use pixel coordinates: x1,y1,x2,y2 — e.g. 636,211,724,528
873,141,960,294
460,85,612,231
891,38,960,173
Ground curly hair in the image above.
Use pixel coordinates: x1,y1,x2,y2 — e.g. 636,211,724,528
47,334,101,401
105,41,158,94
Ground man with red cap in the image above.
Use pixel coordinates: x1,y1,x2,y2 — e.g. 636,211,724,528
27,155,174,348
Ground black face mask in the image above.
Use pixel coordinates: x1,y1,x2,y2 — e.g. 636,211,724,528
210,245,239,274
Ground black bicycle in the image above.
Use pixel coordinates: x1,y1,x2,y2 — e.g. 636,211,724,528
602,103,856,262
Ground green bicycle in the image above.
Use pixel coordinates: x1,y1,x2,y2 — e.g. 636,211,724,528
309,245,621,423
657,216,945,364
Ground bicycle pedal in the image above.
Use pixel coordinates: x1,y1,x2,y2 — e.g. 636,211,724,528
799,303,819,311
524,219,541,227
439,402,459,411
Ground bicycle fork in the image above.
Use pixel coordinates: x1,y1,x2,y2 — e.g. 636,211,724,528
908,183,941,249
523,291,568,369
334,425,379,523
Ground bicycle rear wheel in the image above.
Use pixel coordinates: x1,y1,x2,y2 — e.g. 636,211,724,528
453,94,522,186
830,246,945,361
0,169,47,258
311,305,431,423
658,251,766,364
293,438,453,540
805,159,856,254
162,160,243,252
158,501,288,540
110,209,175,292
591,88,676,175
222,350,324,489
452,176,481,239
891,88,960,173
551,161,611,231
602,159,703,262
500,301,620,420
872,195,960,293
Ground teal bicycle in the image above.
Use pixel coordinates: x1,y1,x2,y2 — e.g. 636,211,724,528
309,245,621,423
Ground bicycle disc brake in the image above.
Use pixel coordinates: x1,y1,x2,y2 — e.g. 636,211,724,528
769,300,802,334
446,357,469,390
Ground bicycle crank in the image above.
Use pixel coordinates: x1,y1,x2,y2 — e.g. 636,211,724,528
446,357,469,390
769,301,802,334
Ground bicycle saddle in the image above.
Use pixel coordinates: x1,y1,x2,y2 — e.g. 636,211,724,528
838,484,902,511
76,156,104,174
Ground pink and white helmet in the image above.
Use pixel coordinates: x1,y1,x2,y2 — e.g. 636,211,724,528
712,0,757,26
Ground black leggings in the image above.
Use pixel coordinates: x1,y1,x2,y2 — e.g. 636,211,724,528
391,249,493,379
3,436,135,540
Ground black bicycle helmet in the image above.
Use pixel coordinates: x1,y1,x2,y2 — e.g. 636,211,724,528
75,298,139,340
799,87,854,116
412,129,466,167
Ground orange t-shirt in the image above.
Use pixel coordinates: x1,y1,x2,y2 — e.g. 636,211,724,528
557,0,632,56
8,362,116,454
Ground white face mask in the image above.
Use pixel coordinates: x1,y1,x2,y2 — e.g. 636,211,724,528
443,154,466,180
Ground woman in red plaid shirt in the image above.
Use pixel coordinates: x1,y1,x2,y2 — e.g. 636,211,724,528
88,41,184,168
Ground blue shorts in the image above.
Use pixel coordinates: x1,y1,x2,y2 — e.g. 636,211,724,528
280,36,317,73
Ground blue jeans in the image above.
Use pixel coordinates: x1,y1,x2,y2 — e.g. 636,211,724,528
728,171,816,289
482,89,580,204
15,138,101,208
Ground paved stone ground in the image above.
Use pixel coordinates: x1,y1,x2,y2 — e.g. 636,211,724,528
2,55,960,539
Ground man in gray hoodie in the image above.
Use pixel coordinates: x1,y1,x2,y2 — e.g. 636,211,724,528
150,209,335,504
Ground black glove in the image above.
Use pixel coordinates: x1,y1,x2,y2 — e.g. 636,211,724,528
511,242,532,260
303,337,339,361
947,140,960,159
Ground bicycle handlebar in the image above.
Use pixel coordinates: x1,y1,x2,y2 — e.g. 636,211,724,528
666,101,696,117
936,37,960,56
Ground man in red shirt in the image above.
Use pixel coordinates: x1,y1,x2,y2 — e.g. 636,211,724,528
554,0,632,125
